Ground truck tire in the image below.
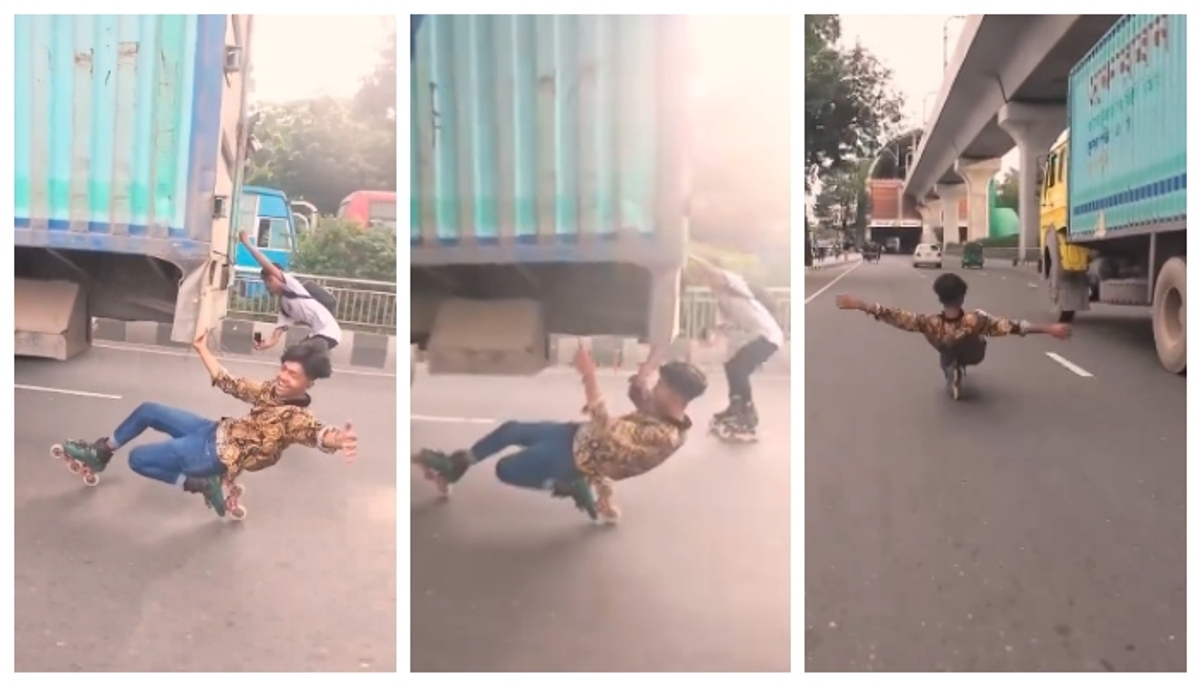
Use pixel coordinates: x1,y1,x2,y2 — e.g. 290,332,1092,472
1152,256,1186,374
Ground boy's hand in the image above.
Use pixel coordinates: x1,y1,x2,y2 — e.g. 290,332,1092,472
238,231,252,246
835,294,865,311
573,341,597,378
336,421,358,462
1046,323,1072,340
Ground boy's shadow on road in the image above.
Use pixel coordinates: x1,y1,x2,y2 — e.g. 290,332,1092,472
16,488,237,671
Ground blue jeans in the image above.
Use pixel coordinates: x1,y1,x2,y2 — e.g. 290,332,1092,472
471,421,582,490
111,402,225,485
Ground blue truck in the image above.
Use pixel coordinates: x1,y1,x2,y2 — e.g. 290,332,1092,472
409,15,691,378
1040,14,1187,373
13,15,254,359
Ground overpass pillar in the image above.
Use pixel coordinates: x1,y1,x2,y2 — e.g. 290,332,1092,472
998,103,1066,262
921,199,942,245
934,183,964,247
955,158,1002,242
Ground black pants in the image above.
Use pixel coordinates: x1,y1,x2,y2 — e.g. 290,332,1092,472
938,337,986,371
725,336,779,403
304,334,339,352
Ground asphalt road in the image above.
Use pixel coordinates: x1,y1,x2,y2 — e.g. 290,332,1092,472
410,369,792,672
804,255,1186,672
15,344,397,672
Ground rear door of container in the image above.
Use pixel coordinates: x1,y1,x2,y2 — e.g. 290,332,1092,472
186,14,254,340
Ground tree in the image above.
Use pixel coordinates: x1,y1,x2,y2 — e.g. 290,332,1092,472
805,15,905,189
814,160,871,240
995,167,1019,210
291,220,397,282
246,28,397,214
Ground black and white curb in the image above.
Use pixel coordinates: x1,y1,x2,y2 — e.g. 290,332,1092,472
92,318,399,373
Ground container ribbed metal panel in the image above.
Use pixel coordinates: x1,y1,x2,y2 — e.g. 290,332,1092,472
1068,14,1186,236
410,15,689,265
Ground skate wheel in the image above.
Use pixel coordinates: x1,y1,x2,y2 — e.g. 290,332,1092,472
82,472,100,487
229,504,248,521
50,444,66,460
227,482,245,498
67,460,82,474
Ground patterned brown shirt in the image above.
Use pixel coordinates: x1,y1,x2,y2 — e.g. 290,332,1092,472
211,370,335,479
868,305,1029,349
571,381,691,483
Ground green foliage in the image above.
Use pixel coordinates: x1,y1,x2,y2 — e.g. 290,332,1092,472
995,168,1019,210
805,15,904,188
814,159,871,238
246,29,396,215
291,219,397,282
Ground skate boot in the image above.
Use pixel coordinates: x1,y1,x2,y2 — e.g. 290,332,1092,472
412,449,471,490
731,402,760,441
550,476,599,521
182,475,227,517
944,364,963,400
61,438,115,473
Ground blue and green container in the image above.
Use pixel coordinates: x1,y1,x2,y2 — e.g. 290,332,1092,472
1067,14,1186,237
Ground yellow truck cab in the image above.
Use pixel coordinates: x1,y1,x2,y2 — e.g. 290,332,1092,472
1038,133,1092,283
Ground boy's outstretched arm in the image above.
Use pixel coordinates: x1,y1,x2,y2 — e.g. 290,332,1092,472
977,311,1072,339
835,294,930,333
193,329,272,404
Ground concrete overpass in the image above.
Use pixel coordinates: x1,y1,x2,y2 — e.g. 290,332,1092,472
905,15,1121,255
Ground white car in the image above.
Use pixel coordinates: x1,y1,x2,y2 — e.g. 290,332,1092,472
912,243,943,268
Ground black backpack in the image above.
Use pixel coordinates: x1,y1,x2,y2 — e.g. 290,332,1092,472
281,280,338,315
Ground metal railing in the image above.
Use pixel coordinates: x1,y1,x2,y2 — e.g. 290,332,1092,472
227,271,792,340
680,287,792,341
228,270,397,333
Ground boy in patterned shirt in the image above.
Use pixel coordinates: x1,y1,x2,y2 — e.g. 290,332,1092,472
57,331,358,516
835,273,1072,399
413,345,707,522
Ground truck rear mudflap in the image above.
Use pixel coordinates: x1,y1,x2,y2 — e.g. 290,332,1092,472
426,299,548,376
14,278,90,360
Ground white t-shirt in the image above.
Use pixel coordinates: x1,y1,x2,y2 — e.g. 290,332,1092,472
276,273,343,343
715,271,785,347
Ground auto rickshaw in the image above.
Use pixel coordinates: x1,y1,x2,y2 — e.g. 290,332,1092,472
962,241,985,269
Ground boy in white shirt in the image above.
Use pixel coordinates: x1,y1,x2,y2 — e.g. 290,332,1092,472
238,232,343,353
689,256,785,438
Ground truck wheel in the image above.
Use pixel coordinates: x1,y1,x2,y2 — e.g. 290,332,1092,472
1152,256,1186,374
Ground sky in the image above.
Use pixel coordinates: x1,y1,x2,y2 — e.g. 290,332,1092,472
839,14,1018,171
250,15,393,103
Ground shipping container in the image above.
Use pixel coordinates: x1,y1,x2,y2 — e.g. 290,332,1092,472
14,14,245,262
1067,13,1187,237
13,14,252,359
410,14,689,267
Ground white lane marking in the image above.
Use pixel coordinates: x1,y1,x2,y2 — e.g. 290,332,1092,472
1045,352,1095,378
1027,282,1039,289
411,414,497,425
804,260,863,305
91,341,396,378
15,384,122,400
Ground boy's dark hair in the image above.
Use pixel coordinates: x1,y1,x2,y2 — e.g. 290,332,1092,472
281,340,333,381
658,361,707,401
933,273,968,306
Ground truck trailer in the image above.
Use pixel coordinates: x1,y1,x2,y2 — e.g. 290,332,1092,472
410,15,691,380
1040,14,1186,374
14,14,254,359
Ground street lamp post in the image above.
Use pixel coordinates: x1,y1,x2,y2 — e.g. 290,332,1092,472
943,15,966,71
